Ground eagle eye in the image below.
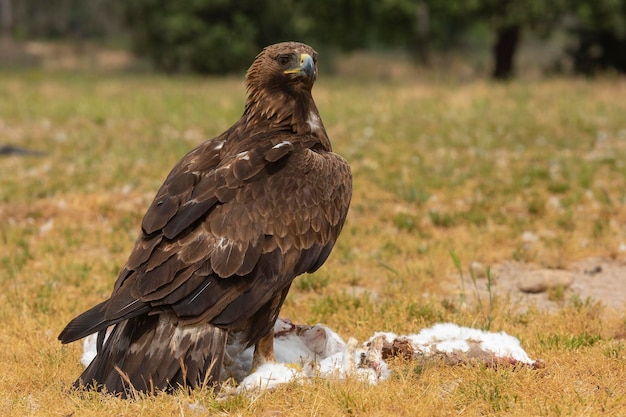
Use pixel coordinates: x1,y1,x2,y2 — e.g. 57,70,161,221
276,54,292,67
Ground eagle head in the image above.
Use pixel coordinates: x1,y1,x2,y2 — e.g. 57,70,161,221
245,42,318,103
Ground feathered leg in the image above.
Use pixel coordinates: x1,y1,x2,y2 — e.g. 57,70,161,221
251,329,275,370
249,284,292,369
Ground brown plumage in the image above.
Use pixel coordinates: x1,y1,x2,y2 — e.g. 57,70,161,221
58,42,352,396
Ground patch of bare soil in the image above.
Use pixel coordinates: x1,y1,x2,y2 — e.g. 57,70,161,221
452,257,626,315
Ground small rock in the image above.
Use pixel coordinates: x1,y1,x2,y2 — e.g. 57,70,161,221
0,144,46,157
469,261,488,278
584,265,602,275
517,269,574,294
548,196,561,208
38,219,54,235
521,231,539,244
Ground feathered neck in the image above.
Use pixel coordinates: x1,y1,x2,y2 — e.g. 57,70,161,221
244,74,328,140
244,83,317,133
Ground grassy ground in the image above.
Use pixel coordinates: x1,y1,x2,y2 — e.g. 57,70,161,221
1,69,626,416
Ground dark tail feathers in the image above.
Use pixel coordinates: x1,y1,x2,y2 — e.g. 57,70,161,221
75,314,228,397
58,301,113,344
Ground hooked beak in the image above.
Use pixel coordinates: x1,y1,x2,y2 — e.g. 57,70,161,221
284,53,315,79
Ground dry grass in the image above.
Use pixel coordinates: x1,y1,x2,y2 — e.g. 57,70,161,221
1,69,626,416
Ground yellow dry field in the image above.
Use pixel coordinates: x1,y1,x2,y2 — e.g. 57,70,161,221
1,70,626,416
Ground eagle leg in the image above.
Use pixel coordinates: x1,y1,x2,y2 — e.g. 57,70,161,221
251,328,275,370
249,283,292,370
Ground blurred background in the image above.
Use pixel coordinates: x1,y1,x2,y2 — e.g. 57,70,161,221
0,0,624,80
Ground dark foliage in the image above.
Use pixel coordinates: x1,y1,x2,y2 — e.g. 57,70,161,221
121,0,307,74
2,0,625,76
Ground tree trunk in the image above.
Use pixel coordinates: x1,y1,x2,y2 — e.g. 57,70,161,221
492,25,520,80
413,2,430,66
0,0,12,41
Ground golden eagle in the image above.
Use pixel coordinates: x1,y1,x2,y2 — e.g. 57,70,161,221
58,42,352,396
